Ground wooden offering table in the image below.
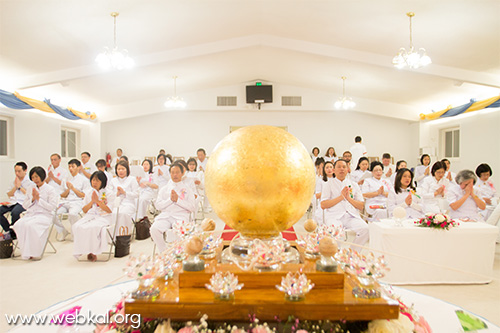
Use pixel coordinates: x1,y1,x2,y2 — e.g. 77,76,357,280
125,252,399,322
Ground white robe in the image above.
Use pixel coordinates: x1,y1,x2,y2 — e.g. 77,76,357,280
9,175,33,205
80,161,97,178
447,184,484,221
46,165,68,195
137,172,158,219
72,188,115,257
111,176,139,232
414,165,430,186
56,173,90,231
349,143,367,168
387,188,424,219
350,169,371,185
361,177,391,221
12,184,57,259
153,165,170,189
417,176,450,214
475,179,498,220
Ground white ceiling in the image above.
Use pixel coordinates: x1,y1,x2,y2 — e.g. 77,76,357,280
1,0,499,122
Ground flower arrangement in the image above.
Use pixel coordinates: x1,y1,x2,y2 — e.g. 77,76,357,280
414,213,458,230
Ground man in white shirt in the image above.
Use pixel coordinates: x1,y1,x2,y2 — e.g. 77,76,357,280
349,136,367,169
196,148,208,172
56,159,90,240
381,153,395,180
45,153,69,195
80,151,96,179
0,162,33,239
321,159,369,248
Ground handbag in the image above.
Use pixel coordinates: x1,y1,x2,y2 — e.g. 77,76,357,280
0,239,13,259
135,217,151,240
114,226,131,258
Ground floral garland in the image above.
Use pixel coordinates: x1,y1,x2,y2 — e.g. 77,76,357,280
414,213,458,230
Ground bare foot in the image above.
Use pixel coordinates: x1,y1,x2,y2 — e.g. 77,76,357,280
89,254,97,262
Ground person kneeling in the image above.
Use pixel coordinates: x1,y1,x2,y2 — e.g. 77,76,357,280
72,171,115,262
151,164,196,253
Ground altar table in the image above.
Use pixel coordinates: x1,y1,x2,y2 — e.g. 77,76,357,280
369,220,499,284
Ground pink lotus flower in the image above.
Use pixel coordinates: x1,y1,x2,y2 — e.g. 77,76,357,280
414,316,432,333
178,327,194,333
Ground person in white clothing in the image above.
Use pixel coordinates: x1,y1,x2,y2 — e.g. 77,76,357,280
314,160,334,224
72,171,115,261
417,161,450,214
324,147,337,163
0,162,33,239
111,148,123,173
45,153,68,195
390,160,407,185
196,148,208,172
387,168,424,219
414,154,431,186
11,167,58,260
321,159,369,248
350,157,371,186
311,147,321,163
381,153,395,180
56,159,90,240
312,158,326,216
153,154,171,189
186,158,205,201
474,163,498,220
136,159,158,221
362,161,391,221
342,151,353,173
349,136,367,169
80,152,97,179
95,159,114,191
447,170,486,221
111,161,139,232
441,158,457,184
150,164,197,253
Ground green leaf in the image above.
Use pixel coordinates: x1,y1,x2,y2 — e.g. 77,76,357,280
456,310,488,331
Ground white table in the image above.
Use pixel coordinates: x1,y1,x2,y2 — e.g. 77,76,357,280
369,220,499,285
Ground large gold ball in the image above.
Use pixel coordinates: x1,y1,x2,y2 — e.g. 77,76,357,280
205,125,315,238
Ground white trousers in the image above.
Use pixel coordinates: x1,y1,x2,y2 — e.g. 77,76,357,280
56,201,84,233
324,212,369,249
150,216,180,253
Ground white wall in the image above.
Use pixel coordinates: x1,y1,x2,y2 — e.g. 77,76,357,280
0,107,101,201
419,108,500,187
101,110,419,167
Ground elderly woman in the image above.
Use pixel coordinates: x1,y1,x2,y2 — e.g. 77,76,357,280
447,170,486,221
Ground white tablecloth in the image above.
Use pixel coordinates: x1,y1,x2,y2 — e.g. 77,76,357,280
7,281,500,332
369,220,499,284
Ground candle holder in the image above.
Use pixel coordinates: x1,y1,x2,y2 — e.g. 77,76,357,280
276,272,314,301
131,276,160,299
199,232,222,260
205,272,244,300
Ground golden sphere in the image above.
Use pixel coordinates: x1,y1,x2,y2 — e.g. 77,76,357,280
205,125,315,238
303,219,318,233
319,237,338,257
185,236,204,255
201,218,216,232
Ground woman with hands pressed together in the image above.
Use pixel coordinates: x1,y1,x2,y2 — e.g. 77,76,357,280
447,170,486,221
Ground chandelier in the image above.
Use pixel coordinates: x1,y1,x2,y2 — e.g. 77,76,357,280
95,12,134,70
392,12,431,69
334,76,355,109
164,76,187,109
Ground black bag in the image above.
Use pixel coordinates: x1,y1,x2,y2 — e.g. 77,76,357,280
0,239,13,259
114,226,131,258
135,217,151,240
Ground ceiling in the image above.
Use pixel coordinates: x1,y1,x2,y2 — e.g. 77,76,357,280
1,0,499,122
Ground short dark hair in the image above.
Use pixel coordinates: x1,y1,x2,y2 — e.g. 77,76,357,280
382,153,391,159
142,159,154,174
115,160,130,176
314,157,325,167
431,161,446,176
197,148,206,155
394,168,415,194
29,166,46,181
173,159,188,173
342,151,351,157
81,152,90,157
15,162,28,171
334,159,349,167
355,136,362,143
476,163,492,177
95,159,107,168
68,159,81,167
312,147,320,155
395,160,406,170
170,163,183,173
157,154,166,164
420,154,430,165
50,153,61,160
90,171,107,190
116,148,123,153
355,157,369,170
120,155,129,162
370,161,383,171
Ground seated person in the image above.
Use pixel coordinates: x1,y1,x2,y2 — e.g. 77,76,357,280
154,154,170,189
314,161,334,224
111,160,139,232
80,152,97,179
320,159,368,248
414,154,431,186
95,159,114,191
11,167,58,260
381,153,395,180
442,158,457,184
0,162,32,240
418,161,450,214
56,159,90,240
362,161,391,221
474,163,498,220
350,157,371,186
186,157,205,204
448,170,486,221
150,164,196,253
45,153,68,195
390,160,407,185
136,159,158,221
388,168,424,219
72,171,115,262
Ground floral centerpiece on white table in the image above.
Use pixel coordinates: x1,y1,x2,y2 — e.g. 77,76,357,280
414,213,458,230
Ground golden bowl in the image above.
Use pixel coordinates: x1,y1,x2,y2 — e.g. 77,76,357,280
205,125,315,238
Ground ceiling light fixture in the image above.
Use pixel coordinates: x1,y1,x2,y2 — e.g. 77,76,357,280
95,12,134,70
164,76,187,109
334,76,355,109
393,12,431,69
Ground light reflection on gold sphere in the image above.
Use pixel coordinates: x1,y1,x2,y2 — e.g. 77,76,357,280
205,125,315,238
